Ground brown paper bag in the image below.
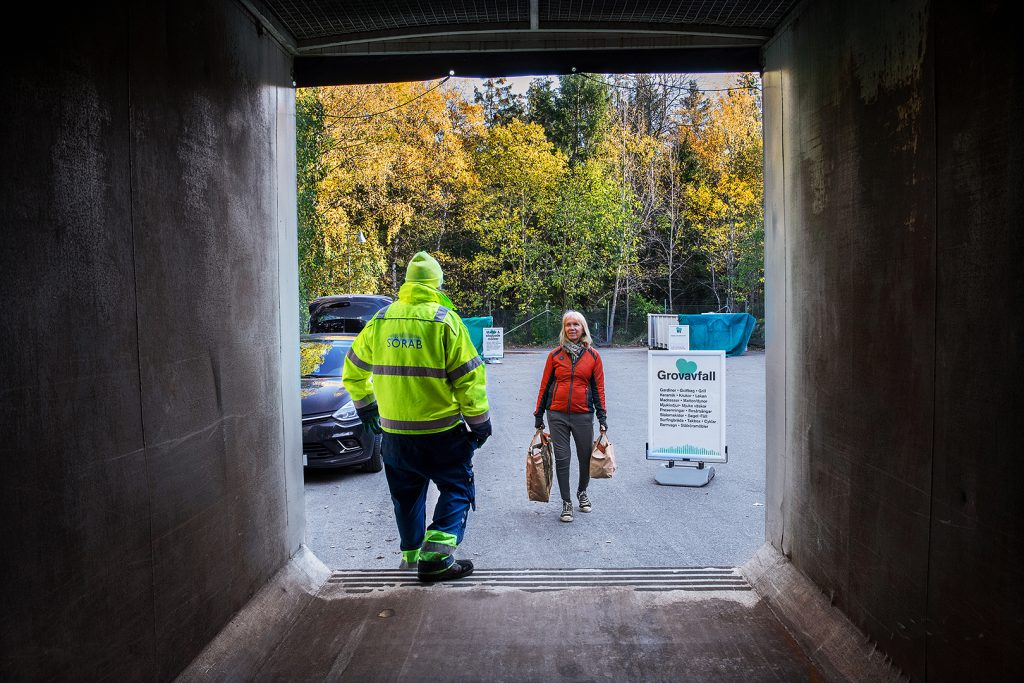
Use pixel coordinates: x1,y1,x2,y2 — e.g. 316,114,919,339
526,429,554,502
590,431,616,479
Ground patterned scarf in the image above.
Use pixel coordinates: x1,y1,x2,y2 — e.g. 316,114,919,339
562,339,586,364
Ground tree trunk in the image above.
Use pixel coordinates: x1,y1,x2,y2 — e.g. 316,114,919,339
608,269,620,345
606,96,628,346
625,274,630,333
711,266,721,310
727,214,736,311
666,143,679,311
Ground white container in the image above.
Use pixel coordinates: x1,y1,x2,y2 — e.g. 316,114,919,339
647,314,679,349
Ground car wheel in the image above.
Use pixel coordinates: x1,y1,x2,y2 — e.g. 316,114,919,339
360,434,383,473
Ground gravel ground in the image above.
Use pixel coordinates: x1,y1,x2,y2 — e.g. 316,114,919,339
303,347,766,569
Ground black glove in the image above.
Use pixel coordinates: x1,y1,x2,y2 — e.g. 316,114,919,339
599,417,608,432
468,419,492,448
356,403,382,435
534,414,545,430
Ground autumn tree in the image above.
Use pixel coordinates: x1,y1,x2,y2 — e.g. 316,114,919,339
645,80,706,311
473,77,525,127
526,74,612,166
297,73,765,339
681,75,764,311
314,81,485,305
525,77,557,134
474,119,565,311
600,74,700,334
544,161,633,311
296,88,329,328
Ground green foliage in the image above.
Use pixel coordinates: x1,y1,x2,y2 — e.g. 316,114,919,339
551,74,613,165
473,78,525,127
682,76,764,310
545,161,632,309
296,88,328,330
474,120,565,311
525,77,558,136
313,82,485,300
629,292,665,317
296,74,764,334
526,74,612,166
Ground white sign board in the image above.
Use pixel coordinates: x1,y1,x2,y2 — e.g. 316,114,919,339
647,350,727,463
482,327,504,359
668,325,690,350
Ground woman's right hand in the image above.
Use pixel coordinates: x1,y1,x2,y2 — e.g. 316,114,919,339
534,415,545,430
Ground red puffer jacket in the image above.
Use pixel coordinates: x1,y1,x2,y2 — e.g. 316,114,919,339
534,345,607,421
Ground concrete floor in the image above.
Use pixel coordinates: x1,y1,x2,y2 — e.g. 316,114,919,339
262,587,819,682
182,555,827,682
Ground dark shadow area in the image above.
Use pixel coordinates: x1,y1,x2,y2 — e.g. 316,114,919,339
3,2,1019,681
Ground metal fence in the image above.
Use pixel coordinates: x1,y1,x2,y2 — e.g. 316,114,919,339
466,301,764,349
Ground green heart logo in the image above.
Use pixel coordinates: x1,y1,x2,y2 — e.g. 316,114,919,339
676,358,698,374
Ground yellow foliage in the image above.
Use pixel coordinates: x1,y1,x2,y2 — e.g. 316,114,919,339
299,342,331,377
678,78,764,307
310,82,486,297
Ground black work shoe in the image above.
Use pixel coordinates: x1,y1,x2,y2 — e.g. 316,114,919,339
418,559,474,583
578,490,592,513
560,500,574,522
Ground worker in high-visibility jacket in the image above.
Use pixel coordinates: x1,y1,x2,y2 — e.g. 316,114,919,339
342,252,490,582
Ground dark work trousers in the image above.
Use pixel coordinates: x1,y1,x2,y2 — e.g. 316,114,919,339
382,425,476,555
547,410,593,503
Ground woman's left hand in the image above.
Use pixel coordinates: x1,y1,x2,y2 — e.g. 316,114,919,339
599,422,608,432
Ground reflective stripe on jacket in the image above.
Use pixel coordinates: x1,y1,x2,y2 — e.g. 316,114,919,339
534,345,607,420
342,282,489,435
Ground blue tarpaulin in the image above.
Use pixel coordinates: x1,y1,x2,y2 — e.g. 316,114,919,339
462,316,493,355
678,313,756,356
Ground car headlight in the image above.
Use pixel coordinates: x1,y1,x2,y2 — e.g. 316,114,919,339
332,400,358,422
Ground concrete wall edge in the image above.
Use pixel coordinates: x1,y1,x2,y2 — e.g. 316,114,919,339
741,544,907,682
174,545,331,682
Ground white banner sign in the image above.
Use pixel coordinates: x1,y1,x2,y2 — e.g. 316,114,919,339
668,325,690,350
482,327,504,359
647,350,727,463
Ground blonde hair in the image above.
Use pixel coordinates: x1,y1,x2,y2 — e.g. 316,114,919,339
559,310,593,346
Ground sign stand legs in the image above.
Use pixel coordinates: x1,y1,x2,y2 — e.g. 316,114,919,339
655,460,715,487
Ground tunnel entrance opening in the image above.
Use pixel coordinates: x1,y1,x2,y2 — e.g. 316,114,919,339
294,72,768,574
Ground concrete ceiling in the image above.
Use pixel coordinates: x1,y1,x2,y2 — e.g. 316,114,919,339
242,1,797,85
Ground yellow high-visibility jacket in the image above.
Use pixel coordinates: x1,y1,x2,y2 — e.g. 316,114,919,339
342,282,489,435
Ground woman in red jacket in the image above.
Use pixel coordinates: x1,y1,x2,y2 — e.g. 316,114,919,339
534,310,607,522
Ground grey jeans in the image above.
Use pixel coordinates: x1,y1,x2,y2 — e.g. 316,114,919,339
546,410,593,503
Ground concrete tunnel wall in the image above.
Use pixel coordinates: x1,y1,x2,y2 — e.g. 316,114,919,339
0,1,303,679
763,0,1022,679
2,0,1021,680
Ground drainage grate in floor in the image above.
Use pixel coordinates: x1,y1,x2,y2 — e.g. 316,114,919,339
326,567,751,593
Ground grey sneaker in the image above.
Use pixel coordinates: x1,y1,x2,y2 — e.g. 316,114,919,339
578,490,592,513
399,559,418,570
560,500,574,522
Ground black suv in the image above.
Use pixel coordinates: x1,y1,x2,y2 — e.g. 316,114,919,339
308,294,393,334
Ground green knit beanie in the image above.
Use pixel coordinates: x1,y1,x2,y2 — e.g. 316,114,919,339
405,251,444,289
